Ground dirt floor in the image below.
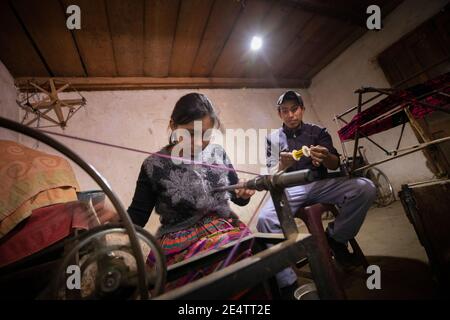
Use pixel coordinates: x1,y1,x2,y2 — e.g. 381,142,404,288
294,200,443,299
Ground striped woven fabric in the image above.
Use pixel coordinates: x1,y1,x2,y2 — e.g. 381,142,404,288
147,213,252,291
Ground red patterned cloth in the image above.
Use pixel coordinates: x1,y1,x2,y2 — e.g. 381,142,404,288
0,201,90,267
338,72,450,141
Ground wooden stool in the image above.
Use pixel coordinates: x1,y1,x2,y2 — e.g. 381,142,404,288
293,203,369,300
296,203,369,270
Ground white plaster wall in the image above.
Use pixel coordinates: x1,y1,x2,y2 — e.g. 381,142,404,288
0,60,19,141
307,0,448,192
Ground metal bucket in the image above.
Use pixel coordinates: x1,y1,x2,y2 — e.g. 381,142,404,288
294,283,319,300
77,190,106,206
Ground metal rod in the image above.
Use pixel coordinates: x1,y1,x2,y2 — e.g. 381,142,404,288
212,169,314,193
352,136,450,174
358,104,406,129
395,122,407,153
342,104,402,155
336,92,384,119
271,188,299,239
351,131,392,155
213,182,246,192
368,87,450,114
351,92,362,172
333,115,348,159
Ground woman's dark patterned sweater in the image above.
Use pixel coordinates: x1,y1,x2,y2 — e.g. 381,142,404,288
127,144,249,237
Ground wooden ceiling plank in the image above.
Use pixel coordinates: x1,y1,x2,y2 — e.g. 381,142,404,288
287,17,355,78
301,0,404,79
239,1,291,78
211,0,274,77
10,0,85,76
106,0,144,76
190,0,242,77
0,2,49,77
243,4,313,78
169,0,215,76
60,0,117,76
144,0,180,77
270,12,320,77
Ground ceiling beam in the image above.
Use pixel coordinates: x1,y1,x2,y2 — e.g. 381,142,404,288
15,77,311,91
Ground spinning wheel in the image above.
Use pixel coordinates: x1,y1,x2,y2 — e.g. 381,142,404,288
51,224,166,299
16,79,86,129
0,117,167,299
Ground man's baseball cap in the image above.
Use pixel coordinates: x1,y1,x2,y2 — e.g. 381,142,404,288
276,90,304,107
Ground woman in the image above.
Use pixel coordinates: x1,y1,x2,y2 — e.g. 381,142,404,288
128,93,255,290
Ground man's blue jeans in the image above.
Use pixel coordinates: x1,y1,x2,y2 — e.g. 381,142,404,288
256,177,376,288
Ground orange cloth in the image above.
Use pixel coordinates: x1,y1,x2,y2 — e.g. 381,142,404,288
0,140,80,238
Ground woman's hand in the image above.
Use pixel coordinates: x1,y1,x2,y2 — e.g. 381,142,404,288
92,201,120,224
235,179,256,199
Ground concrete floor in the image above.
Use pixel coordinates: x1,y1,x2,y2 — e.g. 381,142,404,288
294,201,441,299
350,200,428,263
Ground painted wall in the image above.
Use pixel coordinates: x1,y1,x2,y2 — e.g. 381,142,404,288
307,0,448,192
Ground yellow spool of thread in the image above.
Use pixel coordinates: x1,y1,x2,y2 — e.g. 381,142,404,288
292,146,311,161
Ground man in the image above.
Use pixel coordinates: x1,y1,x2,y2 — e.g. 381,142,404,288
257,90,376,298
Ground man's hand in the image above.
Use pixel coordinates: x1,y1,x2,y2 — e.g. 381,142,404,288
235,178,256,199
309,145,340,170
279,152,296,171
309,145,330,167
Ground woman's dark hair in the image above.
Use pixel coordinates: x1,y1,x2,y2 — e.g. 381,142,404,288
169,93,221,144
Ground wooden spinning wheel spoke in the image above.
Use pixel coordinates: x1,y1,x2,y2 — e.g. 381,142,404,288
49,79,57,98
60,98,85,107
53,101,65,124
30,82,51,96
25,108,60,126
31,98,55,109
56,83,70,93
18,79,86,129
